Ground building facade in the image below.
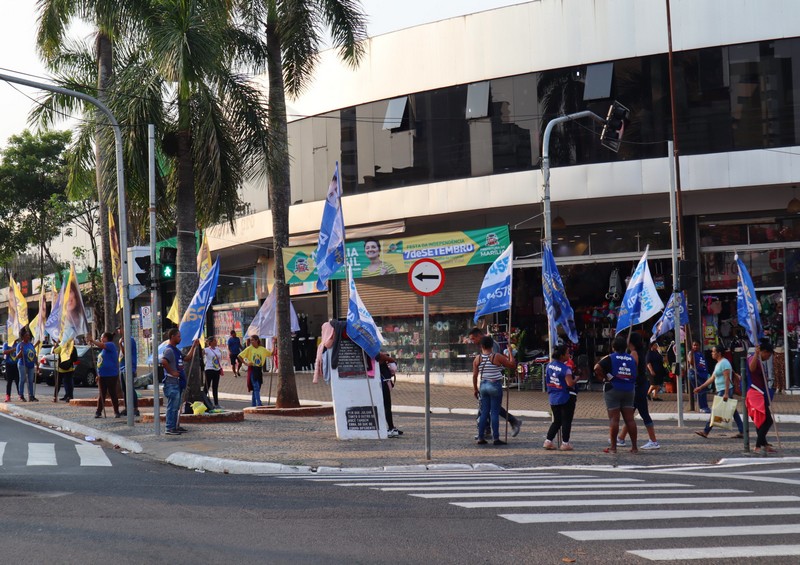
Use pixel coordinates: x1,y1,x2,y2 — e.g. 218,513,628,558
206,0,800,387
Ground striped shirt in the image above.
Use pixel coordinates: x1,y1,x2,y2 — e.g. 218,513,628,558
478,353,504,382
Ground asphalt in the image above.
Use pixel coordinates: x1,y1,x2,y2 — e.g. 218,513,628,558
2,373,800,474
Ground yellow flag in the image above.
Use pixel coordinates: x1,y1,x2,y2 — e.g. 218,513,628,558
197,231,213,281
31,288,47,347
167,295,180,324
108,210,123,313
13,277,29,328
7,276,19,343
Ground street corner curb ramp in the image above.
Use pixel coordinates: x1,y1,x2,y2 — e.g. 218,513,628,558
165,452,312,475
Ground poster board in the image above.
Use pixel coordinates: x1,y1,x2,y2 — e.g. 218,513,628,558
329,338,387,440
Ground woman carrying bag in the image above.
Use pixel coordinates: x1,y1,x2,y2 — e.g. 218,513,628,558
694,344,743,439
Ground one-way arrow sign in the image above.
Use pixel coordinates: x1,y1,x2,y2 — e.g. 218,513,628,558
408,259,445,296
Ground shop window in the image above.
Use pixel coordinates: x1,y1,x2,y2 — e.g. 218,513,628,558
702,250,785,290
699,222,748,247
216,269,257,304
378,313,476,373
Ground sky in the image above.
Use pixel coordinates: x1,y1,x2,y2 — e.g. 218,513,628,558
0,0,525,148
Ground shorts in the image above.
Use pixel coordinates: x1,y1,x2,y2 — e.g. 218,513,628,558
604,386,635,410
652,372,665,386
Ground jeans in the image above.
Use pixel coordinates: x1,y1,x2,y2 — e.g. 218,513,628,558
251,377,262,406
689,369,710,411
18,364,35,398
704,390,743,434
164,379,182,431
477,379,503,440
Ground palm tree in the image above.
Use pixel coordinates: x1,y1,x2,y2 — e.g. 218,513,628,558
103,0,271,400
237,0,367,408
36,0,149,334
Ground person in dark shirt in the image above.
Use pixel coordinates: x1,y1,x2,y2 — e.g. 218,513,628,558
227,330,243,377
617,333,661,450
595,336,638,453
745,340,776,454
646,341,667,401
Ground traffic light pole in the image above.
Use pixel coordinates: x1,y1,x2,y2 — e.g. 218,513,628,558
541,110,606,359
0,72,135,427
149,125,161,436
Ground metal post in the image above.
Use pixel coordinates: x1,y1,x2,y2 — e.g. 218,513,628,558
741,357,749,451
423,295,431,461
542,110,606,361
0,72,133,427
149,125,161,436
668,141,684,427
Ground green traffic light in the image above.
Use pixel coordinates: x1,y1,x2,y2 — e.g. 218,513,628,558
162,264,174,279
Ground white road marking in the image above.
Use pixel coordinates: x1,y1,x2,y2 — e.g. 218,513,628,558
0,441,5,465
562,523,800,541
0,411,94,444
412,488,747,499
379,482,691,492
740,467,800,475
27,443,57,466
335,477,637,487
502,507,800,524
457,495,798,509
628,544,800,561
76,444,112,467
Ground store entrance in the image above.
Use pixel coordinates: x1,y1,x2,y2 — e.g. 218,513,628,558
290,294,327,371
701,287,793,390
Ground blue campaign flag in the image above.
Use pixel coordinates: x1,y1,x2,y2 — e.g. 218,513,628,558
474,243,513,322
615,246,665,334
178,258,221,348
735,253,763,345
650,291,690,342
346,267,383,359
313,163,346,291
542,244,578,344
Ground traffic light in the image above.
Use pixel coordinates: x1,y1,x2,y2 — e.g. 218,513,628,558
134,255,152,287
159,247,177,281
600,101,630,152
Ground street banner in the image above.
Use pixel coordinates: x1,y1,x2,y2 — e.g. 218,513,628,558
615,246,665,334
542,243,579,344
109,210,123,312
59,264,89,362
474,243,513,322
285,225,510,285
245,291,300,341
45,277,66,342
346,267,383,360
651,291,690,342
735,253,763,345
313,162,346,291
178,257,220,348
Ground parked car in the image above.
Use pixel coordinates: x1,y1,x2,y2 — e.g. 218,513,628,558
34,346,54,383
38,345,98,387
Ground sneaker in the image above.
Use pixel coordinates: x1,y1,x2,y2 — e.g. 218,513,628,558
608,437,626,447
511,419,523,438
94,413,102,419
177,426,189,432
388,429,400,438
165,429,182,436
493,439,507,446
134,411,141,417
641,440,660,450
476,439,488,445
4,394,9,402
699,408,711,414
114,413,122,418
119,410,127,417
560,442,573,451
19,396,26,402
29,397,39,402
543,439,556,450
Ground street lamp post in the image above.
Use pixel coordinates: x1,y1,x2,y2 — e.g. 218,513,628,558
541,111,606,358
0,72,135,427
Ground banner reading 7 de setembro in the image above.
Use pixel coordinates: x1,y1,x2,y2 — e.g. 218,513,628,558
283,225,510,285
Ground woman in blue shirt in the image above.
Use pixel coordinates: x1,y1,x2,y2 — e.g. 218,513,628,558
543,345,577,451
694,343,743,438
16,329,38,402
88,332,121,418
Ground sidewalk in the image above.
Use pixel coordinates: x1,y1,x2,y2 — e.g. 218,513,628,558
2,373,798,474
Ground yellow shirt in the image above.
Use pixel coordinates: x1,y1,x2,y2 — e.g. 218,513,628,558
239,345,270,368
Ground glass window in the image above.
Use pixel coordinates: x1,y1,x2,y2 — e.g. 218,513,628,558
699,222,748,247
703,250,785,290
466,81,490,119
216,269,256,304
383,96,408,130
583,62,614,100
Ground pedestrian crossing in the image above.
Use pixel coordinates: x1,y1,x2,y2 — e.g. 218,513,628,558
0,441,112,467
280,470,800,562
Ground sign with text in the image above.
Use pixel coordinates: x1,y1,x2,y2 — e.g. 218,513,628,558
328,339,387,440
283,225,510,285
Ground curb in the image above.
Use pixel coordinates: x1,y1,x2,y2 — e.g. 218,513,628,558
0,403,143,454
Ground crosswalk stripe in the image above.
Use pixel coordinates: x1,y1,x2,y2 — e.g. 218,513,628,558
334,477,637,487
27,443,57,466
76,445,112,467
562,523,800,541
741,468,800,475
628,544,800,561
501,507,800,524
459,494,799,509
309,474,589,483
0,442,5,465
412,488,748,499
379,482,691,492
302,473,559,480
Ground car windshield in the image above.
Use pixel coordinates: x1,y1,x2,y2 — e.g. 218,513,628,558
76,346,91,356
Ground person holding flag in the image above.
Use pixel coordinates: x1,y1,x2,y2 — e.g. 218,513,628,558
472,335,517,446
16,328,38,402
313,163,346,291
161,328,199,435
473,243,512,323
746,339,776,454
238,335,271,407
3,338,20,402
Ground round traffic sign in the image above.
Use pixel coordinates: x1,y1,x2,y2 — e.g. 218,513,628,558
408,259,445,296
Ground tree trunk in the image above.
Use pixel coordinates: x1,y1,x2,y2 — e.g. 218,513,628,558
266,22,299,408
96,32,117,334
175,123,200,401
